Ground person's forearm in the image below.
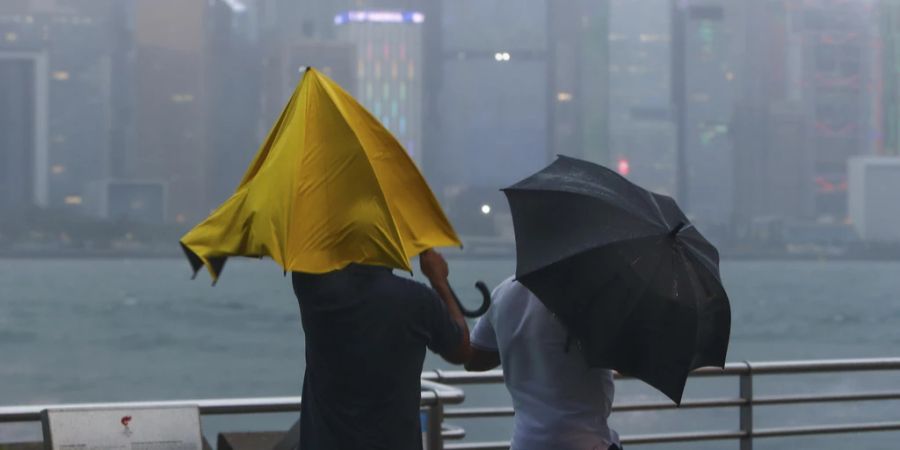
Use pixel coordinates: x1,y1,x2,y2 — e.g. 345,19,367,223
428,276,472,363
428,277,468,332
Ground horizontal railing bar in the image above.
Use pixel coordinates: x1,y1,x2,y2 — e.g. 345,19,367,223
424,358,900,385
445,397,747,418
446,422,900,448
422,370,504,385
442,424,467,440
747,358,900,375
754,390,900,406
444,441,510,450
445,406,513,419
0,397,302,423
420,380,466,405
0,381,463,424
753,421,900,438
615,397,746,412
623,430,747,444
445,430,748,449
444,390,900,420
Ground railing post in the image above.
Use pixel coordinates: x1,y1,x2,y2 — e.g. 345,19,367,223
740,361,754,450
425,402,445,450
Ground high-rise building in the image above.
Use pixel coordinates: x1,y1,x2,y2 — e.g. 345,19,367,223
548,1,611,166
788,0,876,220
848,156,900,242
132,0,210,224
731,0,816,228
880,0,900,156
0,0,129,215
609,0,675,196
429,1,609,189
419,0,609,236
206,0,263,206
672,0,740,232
0,54,44,215
261,41,355,123
732,0,879,233
333,9,426,164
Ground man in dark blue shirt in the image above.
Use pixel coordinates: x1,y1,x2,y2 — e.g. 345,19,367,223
291,250,471,450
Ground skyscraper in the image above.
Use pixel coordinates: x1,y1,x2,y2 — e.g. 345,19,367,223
548,0,611,166
731,0,816,228
880,0,900,156
609,0,675,196
415,0,610,236
207,0,263,206
132,0,210,223
334,9,426,164
0,0,127,215
429,0,610,190
0,54,43,215
672,0,740,232
789,0,876,220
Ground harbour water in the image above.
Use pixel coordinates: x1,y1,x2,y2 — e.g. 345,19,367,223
1,257,900,449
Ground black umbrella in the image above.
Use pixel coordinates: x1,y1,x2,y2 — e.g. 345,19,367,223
503,155,730,404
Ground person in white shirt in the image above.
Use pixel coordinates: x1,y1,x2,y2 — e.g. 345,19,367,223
466,276,621,450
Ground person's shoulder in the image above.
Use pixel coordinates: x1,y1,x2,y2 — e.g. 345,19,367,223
492,276,529,303
382,272,437,299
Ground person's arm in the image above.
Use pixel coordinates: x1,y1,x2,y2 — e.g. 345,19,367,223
465,279,506,371
420,249,472,365
465,347,500,372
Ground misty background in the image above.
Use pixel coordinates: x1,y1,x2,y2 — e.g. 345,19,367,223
4,1,900,449
1,0,899,255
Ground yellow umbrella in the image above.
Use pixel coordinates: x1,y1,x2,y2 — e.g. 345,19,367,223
180,68,461,282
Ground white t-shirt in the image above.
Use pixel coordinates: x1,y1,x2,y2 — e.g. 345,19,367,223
471,276,620,450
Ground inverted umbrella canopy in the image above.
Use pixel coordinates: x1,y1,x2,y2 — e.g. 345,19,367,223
503,155,731,404
181,68,461,282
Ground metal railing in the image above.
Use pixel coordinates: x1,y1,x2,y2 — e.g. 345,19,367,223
422,357,900,450
3,359,900,449
0,380,465,450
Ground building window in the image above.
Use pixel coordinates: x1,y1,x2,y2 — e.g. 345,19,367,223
64,196,83,205
171,94,194,103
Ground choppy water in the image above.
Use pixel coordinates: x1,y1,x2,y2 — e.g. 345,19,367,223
2,257,900,449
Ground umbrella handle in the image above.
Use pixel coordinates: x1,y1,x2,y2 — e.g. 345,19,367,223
449,281,492,318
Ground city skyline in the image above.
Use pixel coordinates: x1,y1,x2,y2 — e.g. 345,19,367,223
1,0,899,249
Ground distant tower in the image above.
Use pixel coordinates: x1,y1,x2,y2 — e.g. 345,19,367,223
731,0,816,228
672,0,740,231
334,9,426,164
788,0,876,220
0,54,45,215
132,0,210,224
881,0,900,156
0,0,125,214
206,0,263,206
609,0,675,196
548,0,611,166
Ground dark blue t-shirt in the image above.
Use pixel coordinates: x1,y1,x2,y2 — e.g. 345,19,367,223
292,264,463,450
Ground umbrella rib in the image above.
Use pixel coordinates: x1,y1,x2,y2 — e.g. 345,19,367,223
515,155,669,228
506,186,666,230
516,233,668,280
315,73,408,266
283,77,313,272
646,193,670,229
